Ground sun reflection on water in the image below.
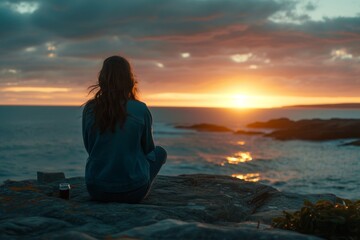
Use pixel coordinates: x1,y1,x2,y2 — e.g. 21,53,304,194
232,173,260,182
226,151,253,164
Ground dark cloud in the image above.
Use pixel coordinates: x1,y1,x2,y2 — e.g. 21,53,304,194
29,0,282,38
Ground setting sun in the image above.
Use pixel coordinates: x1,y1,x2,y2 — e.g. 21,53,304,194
232,94,249,108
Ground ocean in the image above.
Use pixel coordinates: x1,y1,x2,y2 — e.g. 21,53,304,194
0,106,359,199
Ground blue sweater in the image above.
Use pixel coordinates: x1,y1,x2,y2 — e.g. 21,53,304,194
82,100,155,192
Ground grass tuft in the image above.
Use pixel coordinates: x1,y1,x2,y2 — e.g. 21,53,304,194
272,199,360,239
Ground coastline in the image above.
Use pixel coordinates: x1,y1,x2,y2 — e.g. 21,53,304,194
176,117,360,145
283,103,360,109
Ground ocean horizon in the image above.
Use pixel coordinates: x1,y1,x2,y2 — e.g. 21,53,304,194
1,105,359,199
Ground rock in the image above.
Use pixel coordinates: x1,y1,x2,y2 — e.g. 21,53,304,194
48,231,98,240
0,173,336,239
341,140,360,146
37,172,65,183
114,219,322,240
175,123,233,132
234,130,264,135
176,124,264,135
247,118,360,142
247,118,295,129
287,103,360,109
0,216,71,236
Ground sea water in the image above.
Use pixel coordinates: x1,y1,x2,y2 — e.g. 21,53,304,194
0,106,359,199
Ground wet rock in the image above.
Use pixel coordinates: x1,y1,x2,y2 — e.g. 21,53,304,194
234,130,264,135
0,216,71,236
247,118,295,129
341,140,360,146
0,173,336,239
175,123,233,132
48,231,98,240
114,219,322,240
247,118,360,142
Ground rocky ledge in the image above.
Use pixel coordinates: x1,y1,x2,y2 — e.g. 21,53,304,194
175,123,233,132
342,139,360,146
175,119,360,145
247,118,360,143
0,172,337,240
175,123,265,135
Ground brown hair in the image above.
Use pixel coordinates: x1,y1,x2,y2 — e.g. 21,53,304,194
85,56,138,133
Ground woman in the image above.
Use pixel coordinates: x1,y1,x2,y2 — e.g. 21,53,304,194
82,55,167,203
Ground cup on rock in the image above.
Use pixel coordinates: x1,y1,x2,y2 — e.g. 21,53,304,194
59,183,71,200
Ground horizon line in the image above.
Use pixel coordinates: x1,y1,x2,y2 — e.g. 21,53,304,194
1,102,360,109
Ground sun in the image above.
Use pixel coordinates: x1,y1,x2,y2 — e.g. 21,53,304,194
232,94,250,108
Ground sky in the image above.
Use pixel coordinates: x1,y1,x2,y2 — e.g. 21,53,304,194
0,0,359,108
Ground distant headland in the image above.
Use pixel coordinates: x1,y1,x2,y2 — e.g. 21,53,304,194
283,103,360,109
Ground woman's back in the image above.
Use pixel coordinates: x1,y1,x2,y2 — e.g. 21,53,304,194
83,100,155,193
82,55,166,203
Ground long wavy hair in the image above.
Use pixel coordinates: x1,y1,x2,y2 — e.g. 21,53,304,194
85,56,138,133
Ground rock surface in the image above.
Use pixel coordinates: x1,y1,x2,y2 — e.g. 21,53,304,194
234,130,264,135
341,139,360,146
0,173,337,239
175,123,233,132
247,118,295,129
248,118,360,142
175,123,265,136
175,118,360,145
287,103,360,109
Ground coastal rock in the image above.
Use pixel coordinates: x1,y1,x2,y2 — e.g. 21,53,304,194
247,118,295,129
175,123,265,136
175,123,233,132
234,130,264,135
114,219,321,240
0,173,335,239
247,118,360,142
288,103,360,109
341,140,360,146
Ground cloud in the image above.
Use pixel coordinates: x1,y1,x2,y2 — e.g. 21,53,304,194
1,86,70,93
181,52,190,58
155,62,164,68
249,65,258,69
231,53,253,63
0,0,359,105
5,2,40,14
331,48,353,60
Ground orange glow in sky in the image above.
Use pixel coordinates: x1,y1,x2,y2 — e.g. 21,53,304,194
2,87,360,108
1,1,359,108
1,87,70,93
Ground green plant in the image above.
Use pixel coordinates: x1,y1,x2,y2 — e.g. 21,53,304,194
272,199,360,239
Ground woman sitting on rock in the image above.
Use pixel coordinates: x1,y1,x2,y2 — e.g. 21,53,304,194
82,55,167,203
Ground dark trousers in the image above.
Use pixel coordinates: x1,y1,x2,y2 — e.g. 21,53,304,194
87,146,167,203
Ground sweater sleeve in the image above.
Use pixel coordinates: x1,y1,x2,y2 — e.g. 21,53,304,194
141,106,155,155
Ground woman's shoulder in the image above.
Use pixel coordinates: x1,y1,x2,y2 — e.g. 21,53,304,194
127,99,149,111
127,100,152,119
83,99,95,112
83,100,95,113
